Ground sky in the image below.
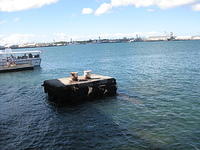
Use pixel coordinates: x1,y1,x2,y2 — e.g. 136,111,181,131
0,0,200,45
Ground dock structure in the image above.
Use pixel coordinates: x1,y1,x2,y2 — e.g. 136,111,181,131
43,74,117,104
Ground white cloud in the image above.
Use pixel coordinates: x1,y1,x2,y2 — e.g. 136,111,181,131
0,20,6,24
82,8,93,14
13,17,20,22
95,3,112,15
0,33,69,45
47,32,160,41
93,0,199,15
0,32,161,45
147,8,155,12
111,0,154,7
53,32,68,41
0,0,59,12
156,0,196,9
192,3,200,11
0,34,36,45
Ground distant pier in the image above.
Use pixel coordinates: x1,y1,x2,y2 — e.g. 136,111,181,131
42,73,117,104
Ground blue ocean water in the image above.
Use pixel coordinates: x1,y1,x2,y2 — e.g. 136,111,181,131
0,40,200,150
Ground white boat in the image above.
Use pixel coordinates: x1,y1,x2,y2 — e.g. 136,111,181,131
0,48,41,72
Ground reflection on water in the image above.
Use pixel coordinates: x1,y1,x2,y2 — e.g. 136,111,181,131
0,41,200,150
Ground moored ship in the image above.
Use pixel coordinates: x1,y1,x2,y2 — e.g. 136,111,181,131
0,48,41,72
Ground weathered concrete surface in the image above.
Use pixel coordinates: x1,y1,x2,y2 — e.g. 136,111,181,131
43,74,117,104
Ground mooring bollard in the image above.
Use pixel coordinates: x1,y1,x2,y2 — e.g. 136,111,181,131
84,70,92,79
70,72,78,81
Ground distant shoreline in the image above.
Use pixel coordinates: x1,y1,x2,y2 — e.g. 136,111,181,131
1,39,200,50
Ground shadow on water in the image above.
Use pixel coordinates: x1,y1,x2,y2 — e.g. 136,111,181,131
0,90,166,150
40,94,169,150
117,92,144,105
116,92,200,150
1,81,199,150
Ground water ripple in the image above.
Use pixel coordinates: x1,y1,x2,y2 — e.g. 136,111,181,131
1,41,200,150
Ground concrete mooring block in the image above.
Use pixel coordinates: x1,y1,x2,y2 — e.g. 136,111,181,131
42,74,117,104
